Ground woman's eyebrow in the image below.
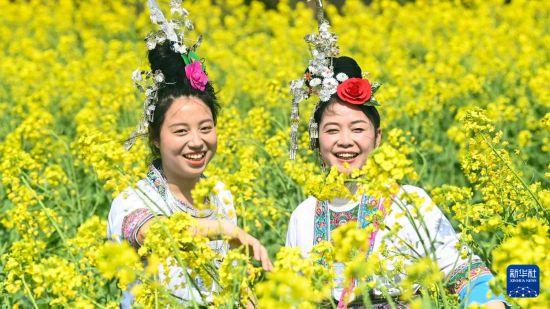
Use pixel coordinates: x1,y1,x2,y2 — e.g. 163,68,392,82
169,119,213,128
198,119,214,125
168,122,189,128
321,122,341,128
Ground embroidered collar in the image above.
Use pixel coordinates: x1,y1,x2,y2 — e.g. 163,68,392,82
313,195,386,263
146,159,215,218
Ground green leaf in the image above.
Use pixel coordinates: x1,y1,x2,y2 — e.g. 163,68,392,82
371,82,382,94
365,96,380,106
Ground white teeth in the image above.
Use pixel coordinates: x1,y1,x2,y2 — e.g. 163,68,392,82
335,152,358,159
183,152,206,160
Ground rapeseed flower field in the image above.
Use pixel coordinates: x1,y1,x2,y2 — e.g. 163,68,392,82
0,0,548,307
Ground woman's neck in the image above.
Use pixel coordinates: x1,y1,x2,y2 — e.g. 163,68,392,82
163,170,200,205
346,181,358,195
329,182,359,208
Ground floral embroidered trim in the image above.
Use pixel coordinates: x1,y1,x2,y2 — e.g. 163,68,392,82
313,195,381,246
145,159,214,218
314,200,329,245
358,196,382,229
313,196,387,306
146,160,167,200
122,208,156,249
447,260,492,295
330,206,359,229
313,195,386,268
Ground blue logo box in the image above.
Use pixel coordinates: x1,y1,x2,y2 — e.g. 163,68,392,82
507,264,540,298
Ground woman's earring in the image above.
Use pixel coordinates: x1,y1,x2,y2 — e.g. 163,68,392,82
319,154,328,173
317,149,328,173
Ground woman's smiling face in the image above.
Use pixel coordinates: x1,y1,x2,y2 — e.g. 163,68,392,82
156,96,217,182
318,101,381,174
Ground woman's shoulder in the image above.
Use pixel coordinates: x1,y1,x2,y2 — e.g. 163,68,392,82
385,185,439,220
213,181,233,203
286,196,317,249
391,184,449,223
393,185,433,207
398,184,429,197
108,179,155,240
111,186,139,207
290,196,318,219
211,181,237,222
214,181,230,194
111,179,153,206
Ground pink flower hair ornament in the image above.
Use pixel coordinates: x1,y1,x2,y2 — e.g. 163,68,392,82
185,60,208,91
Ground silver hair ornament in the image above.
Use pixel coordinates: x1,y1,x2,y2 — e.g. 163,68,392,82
289,0,341,159
288,0,381,159
125,0,201,150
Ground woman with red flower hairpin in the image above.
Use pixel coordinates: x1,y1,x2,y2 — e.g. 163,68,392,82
286,56,507,309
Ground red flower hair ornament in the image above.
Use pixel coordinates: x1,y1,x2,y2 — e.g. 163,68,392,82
336,78,381,106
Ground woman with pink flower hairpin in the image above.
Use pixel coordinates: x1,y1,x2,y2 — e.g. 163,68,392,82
107,1,271,307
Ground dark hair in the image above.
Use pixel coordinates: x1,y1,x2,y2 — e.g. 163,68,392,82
147,43,220,157
311,56,381,149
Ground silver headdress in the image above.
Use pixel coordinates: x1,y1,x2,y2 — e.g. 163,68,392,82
288,0,381,159
289,1,339,160
125,0,204,150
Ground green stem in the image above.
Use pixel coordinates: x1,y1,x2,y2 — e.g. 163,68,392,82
408,140,428,181
480,134,547,218
48,131,84,222
436,281,451,309
389,192,432,259
20,273,39,309
80,294,108,308
20,176,70,246
154,220,219,305
234,137,291,191
361,287,373,309
380,286,397,309
155,283,159,309
396,189,440,261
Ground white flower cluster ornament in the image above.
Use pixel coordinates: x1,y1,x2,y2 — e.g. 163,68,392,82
289,1,342,159
304,21,342,102
146,0,197,53
124,69,164,150
125,0,202,150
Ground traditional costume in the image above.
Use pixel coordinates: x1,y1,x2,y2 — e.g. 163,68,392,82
286,185,505,307
108,160,236,305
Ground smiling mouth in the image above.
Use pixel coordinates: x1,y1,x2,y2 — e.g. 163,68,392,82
183,152,206,161
334,152,359,160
